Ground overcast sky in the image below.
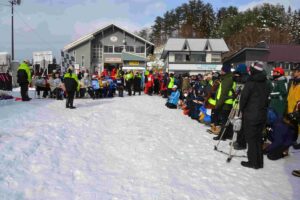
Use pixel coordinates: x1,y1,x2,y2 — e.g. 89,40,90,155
0,0,299,61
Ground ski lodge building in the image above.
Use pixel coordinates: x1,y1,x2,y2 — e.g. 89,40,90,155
63,24,154,73
161,38,229,74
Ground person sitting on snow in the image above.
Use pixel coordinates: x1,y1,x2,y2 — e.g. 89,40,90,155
165,85,180,109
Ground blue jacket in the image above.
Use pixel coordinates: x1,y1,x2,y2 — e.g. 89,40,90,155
168,90,180,105
91,79,100,90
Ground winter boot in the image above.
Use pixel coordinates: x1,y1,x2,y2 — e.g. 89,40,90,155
211,126,221,135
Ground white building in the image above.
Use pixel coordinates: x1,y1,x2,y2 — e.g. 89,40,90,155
161,38,229,74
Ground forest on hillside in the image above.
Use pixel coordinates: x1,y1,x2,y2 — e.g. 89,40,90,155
136,0,300,57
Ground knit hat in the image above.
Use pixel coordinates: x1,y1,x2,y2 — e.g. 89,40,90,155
172,85,178,89
221,64,231,73
67,66,74,71
251,61,264,71
235,64,247,75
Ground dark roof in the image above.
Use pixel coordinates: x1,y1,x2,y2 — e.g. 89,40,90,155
265,44,300,62
224,44,300,64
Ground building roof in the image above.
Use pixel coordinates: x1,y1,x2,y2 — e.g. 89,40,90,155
266,44,300,63
224,44,300,64
161,38,229,59
63,24,154,51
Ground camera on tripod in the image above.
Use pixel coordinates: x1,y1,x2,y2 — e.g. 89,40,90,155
231,117,242,132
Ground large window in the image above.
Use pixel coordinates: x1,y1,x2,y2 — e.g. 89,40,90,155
104,45,113,53
211,53,221,63
114,46,124,53
93,44,101,59
191,53,206,62
136,46,145,53
126,46,134,52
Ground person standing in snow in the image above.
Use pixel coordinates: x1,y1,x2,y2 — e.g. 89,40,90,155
63,66,79,109
269,67,288,117
240,61,270,169
133,72,142,95
17,59,32,101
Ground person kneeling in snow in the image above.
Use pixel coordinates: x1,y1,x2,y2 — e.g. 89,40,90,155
165,85,180,109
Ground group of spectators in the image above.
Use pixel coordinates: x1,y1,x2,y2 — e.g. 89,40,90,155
17,60,300,175
146,62,299,174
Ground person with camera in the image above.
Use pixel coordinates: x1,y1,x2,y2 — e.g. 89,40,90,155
239,61,270,169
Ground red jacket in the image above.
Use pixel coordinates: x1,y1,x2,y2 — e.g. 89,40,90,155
146,74,154,87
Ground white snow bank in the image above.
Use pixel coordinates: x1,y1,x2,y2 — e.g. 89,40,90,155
0,93,299,200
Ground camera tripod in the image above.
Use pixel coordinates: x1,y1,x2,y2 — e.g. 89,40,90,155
213,92,246,162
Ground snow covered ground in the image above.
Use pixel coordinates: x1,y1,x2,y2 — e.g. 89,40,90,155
0,89,299,200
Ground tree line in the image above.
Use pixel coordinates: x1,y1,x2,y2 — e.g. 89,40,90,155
136,0,300,56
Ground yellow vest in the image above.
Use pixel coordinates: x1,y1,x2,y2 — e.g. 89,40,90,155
216,81,236,105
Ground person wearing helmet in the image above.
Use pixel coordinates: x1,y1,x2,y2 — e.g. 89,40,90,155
269,67,288,117
63,66,79,109
17,59,32,101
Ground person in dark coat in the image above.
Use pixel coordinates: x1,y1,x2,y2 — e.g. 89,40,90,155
17,60,32,101
133,72,142,95
240,61,270,169
63,66,79,109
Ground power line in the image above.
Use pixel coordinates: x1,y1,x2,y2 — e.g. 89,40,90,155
14,9,58,51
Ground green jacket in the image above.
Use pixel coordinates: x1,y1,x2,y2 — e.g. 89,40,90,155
18,62,32,83
215,73,234,110
269,77,288,116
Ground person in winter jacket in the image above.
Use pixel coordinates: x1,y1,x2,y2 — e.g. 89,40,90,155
51,72,63,100
231,64,249,150
167,73,175,96
125,71,134,96
145,71,154,95
90,75,101,99
133,72,142,95
269,67,288,117
153,74,160,95
116,75,125,97
17,60,32,101
63,66,79,108
166,85,180,109
264,118,296,160
288,65,300,150
79,73,90,98
211,64,236,139
239,61,270,169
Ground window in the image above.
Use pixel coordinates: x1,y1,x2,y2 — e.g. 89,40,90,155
136,46,145,53
175,54,184,62
104,45,113,53
191,54,206,62
126,46,134,52
114,46,124,53
81,56,85,67
73,50,76,62
186,55,190,62
211,53,221,63
93,44,101,59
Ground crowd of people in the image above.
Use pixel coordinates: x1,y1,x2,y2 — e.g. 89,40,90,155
16,60,300,175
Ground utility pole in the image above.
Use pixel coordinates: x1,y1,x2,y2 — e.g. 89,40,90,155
10,0,21,61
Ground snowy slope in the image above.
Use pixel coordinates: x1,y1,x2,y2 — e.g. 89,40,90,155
0,92,299,200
